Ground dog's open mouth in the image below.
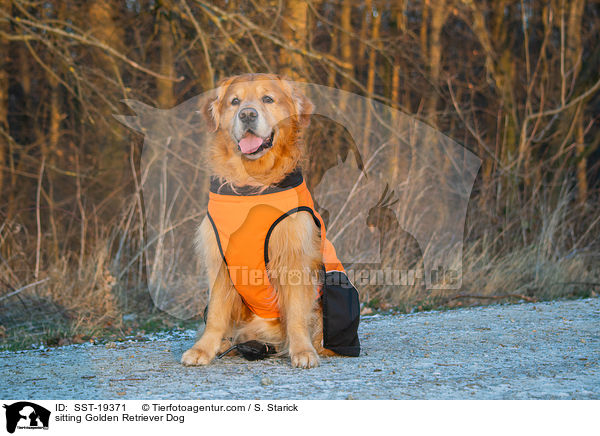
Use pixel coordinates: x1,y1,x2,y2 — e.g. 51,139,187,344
237,131,274,156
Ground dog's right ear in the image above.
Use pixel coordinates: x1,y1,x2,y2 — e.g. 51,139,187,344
199,95,218,133
200,76,236,132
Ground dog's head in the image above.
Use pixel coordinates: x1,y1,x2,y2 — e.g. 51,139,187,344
202,73,314,185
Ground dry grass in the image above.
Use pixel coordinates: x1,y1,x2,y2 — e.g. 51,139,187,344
2,160,598,351
0,195,197,350
361,180,599,312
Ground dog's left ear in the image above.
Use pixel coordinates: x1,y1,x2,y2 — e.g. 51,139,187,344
279,77,314,128
294,87,314,128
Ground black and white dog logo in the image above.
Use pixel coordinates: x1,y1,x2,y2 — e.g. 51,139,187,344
3,402,50,433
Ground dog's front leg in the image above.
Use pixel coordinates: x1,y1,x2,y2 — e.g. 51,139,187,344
181,264,238,366
269,212,321,368
182,218,239,366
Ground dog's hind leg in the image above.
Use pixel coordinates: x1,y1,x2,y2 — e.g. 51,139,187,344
268,212,322,368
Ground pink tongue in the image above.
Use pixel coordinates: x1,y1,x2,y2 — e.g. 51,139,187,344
238,134,263,154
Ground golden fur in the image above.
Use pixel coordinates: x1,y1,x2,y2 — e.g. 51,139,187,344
181,74,333,368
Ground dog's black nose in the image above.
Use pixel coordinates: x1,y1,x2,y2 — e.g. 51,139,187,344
238,107,258,124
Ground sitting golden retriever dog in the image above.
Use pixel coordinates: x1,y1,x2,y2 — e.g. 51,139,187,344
181,73,359,369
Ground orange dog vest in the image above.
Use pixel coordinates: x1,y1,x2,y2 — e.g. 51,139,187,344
207,170,345,318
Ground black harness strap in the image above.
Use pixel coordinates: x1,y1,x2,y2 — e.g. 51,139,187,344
263,206,322,267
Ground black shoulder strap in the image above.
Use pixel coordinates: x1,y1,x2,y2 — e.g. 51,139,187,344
263,206,321,267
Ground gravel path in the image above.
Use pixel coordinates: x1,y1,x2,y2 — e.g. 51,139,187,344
1,298,599,399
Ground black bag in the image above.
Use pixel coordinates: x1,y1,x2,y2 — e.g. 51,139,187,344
321,270,361,357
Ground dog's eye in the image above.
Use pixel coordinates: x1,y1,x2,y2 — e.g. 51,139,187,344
262,95,274,104
231,97,240,105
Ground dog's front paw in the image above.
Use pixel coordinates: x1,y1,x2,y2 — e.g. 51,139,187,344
290,349,320,369
181,347,214,366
